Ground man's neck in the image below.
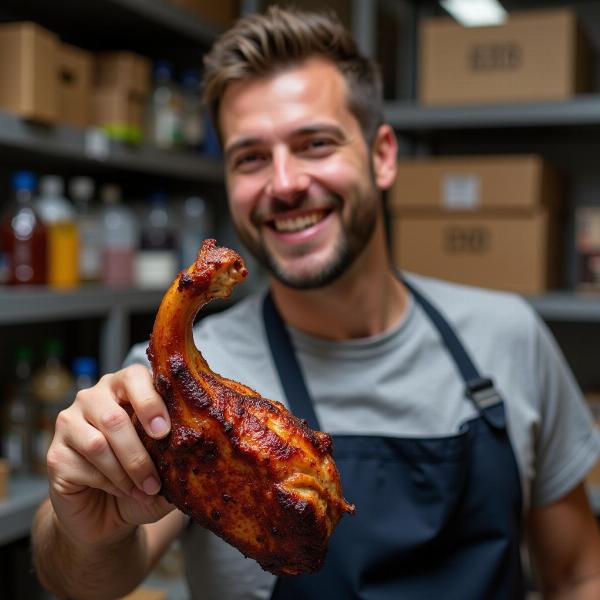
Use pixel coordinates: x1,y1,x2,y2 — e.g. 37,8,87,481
269,229,408,341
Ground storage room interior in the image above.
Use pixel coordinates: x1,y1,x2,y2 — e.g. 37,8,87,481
1,0,600,598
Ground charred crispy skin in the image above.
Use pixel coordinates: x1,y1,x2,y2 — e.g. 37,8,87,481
136,239,355,576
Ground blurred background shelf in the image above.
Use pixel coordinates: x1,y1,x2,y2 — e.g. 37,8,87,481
0,0,221,51
527,292,600,322
0,110,223,182
0,476,48,546
385,95,600,135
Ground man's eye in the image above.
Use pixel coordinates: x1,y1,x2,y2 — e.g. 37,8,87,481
234,153,266,170
302,138,334,154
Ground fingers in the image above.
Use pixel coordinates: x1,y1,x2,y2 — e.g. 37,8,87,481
51,363,170,504
113,364,171,439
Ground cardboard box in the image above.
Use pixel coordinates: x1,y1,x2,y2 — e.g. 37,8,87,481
119,587,167,600
419,8,592,106
91,88,145,143
392,212,557,294
390,155,561,212
575,207,600,291
0,459,8,499
57,43,92,127
173,0,238,28
0,22,58,122
94,51,151,96
390,155,562,294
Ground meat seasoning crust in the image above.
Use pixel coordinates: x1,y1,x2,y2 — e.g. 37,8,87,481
135,239,355,576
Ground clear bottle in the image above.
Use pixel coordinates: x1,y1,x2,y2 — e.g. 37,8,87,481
180,196,212,268
70,177,102,283
100,184,137,287
3,346,35,474
134,192,178,289
35,175,79,289
149,60,183,150
0,171,47,285
72,356,98,392
31,339,74,474
181,69,204,151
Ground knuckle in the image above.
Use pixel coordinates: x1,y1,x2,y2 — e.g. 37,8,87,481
54,409,71,431
74,388,93,405
99,408,129,433
122,363,149,384
84,433,109,457
127,451,150,475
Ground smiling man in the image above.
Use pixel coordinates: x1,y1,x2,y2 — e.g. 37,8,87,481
32,6,600,600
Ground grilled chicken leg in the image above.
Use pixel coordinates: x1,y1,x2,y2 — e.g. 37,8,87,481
136,239,355,575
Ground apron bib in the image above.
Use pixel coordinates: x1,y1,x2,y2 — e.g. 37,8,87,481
264,281,524,600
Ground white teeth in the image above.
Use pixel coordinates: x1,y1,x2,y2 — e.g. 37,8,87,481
273,212,325,233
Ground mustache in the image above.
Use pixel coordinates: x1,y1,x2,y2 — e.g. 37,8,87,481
251,194,342,225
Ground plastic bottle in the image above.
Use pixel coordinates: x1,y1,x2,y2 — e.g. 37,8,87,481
134,192,178,289
3,347,35,474
149,60,183,150
70,177,102,283
72,356,98,392
181,69,204,151
31,339,74,474
180,196,212,268
0,171,47,285
35,175,79,289
100,184,137,287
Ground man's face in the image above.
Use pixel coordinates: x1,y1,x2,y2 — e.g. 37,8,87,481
220,58,382,289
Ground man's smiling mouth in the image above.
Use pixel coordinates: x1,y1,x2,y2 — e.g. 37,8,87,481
268,209,330,233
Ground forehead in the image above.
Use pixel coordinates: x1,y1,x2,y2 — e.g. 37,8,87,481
219,58,359,145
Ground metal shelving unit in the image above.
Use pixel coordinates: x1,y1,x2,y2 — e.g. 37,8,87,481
0,110,223,182
384,95,600,134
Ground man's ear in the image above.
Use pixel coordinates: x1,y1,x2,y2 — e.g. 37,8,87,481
371,124,398,191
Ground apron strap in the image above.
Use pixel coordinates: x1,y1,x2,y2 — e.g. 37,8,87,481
263,291,321,430
402,278,505,430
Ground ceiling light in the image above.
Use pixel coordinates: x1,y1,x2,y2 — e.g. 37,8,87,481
440,0,508,27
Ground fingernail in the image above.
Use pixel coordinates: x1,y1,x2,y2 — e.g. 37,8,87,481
142,476,161,495
150,416,169,437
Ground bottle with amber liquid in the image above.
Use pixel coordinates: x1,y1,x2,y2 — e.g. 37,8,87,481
0,171,47,285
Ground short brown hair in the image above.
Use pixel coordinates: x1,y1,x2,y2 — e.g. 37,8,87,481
202,6,383,143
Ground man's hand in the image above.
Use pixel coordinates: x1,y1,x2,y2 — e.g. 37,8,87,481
46,363,174,548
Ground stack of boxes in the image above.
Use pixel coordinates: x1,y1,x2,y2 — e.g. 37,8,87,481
0,21,150,142
91,52,151,144
389,155,563,295
391,7,594,294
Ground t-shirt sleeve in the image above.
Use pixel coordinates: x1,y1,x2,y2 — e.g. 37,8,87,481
530,313,600,507
122,341,151,368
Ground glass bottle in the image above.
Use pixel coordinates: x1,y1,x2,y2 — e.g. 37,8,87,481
149,60,183,151
100,184,137,287
134,192,178,288
180,196,212,268
181,69,204,151
35,175,79,289
3,346,35,474
0,171,47,285
70,176,102,283
31,339,74,474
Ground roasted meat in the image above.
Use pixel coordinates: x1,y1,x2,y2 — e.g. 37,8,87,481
136,239,355,575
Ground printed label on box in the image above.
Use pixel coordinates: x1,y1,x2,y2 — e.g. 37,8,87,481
441,174,481,209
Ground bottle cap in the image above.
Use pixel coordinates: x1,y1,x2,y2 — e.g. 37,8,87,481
154,60,173,81
44,339,64,358
40,175,65,197
100,184,122,204
183,196,206,219
69,177,95,202
72,357,98,378
12,171,37,192
15,346,33,363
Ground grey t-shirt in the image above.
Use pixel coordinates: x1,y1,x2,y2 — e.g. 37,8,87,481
125,273,600,600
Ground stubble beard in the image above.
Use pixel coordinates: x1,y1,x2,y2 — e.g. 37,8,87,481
233,192,378,290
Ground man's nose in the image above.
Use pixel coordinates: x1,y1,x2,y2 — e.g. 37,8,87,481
266,148,310,203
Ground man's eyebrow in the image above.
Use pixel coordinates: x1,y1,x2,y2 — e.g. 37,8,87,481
224,137,263,162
